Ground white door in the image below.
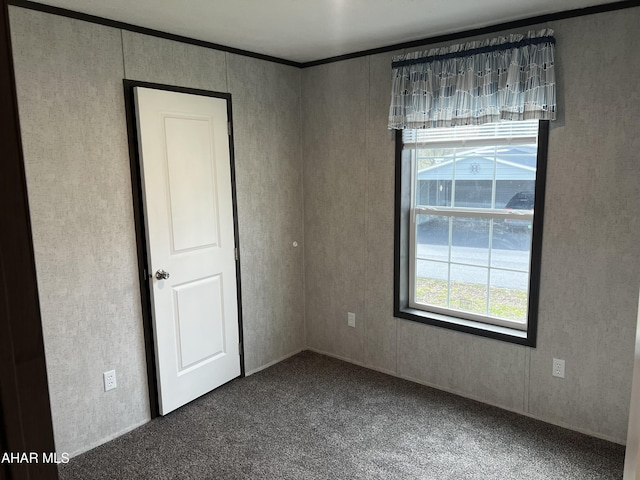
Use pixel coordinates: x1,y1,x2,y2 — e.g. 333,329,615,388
134,87,240,415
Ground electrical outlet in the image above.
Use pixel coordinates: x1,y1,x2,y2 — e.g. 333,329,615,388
347,312,356,328
103,370,117,391
552,358,565,378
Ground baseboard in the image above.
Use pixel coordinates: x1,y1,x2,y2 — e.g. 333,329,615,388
306,347,625,446
398,372,625,446
68,348,624,459
305,347,398,377
68,417,150,458
245,348,305,376
521,411,624,445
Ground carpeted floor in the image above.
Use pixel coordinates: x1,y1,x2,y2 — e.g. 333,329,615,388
59,351,624,479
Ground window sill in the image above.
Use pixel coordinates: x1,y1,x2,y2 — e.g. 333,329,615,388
395,306,534,346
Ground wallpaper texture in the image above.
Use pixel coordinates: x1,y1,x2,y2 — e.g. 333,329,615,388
8,4,639,455
302,9,640,444
10,7,305,455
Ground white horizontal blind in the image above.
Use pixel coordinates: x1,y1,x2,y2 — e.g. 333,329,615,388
403,120,539,148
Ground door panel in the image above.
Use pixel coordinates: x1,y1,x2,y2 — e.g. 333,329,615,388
164,115,220,252
134,86,240,415
173,275,225,371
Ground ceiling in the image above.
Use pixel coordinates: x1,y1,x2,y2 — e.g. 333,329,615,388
29,0,620,63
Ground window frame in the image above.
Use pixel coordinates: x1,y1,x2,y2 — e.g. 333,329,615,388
393,121,549,347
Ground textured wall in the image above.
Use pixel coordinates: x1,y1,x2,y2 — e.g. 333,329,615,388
362,51,403,375
122,36,306,374
528,10,640,441
302,8,640,443
122,31,227,91
9,8,150,455
10,8,305,454
226,54,305,372
9,1,639,456
302,58,369,362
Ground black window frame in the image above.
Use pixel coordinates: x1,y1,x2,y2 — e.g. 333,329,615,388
393,120,549,347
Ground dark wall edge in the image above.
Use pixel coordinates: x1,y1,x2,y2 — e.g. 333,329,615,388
0,0,58,477
7,0,639,69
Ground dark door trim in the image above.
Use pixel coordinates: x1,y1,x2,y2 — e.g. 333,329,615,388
0,0,58,477
122,80,246,418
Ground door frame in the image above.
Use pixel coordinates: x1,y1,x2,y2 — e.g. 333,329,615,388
122,80,245,418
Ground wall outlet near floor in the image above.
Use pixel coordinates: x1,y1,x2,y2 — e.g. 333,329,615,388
104,370,117,391
552,358,565,378
347,312,356,328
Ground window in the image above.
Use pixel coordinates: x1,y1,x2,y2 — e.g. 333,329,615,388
394,120,548,346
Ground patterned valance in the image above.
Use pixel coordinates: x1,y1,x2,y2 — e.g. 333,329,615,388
388,29,556,129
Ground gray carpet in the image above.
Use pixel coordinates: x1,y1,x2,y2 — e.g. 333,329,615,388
59,351,624,479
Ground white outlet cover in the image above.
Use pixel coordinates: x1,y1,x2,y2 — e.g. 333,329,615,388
104,370,117,391
552,358,565,378
347,312,356,328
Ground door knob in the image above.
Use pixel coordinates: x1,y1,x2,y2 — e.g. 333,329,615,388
155,269,170,280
